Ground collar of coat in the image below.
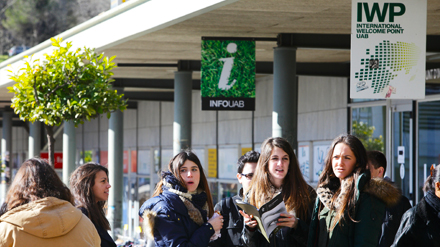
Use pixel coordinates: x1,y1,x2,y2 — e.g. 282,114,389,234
141,181,209,240
316,173,400,210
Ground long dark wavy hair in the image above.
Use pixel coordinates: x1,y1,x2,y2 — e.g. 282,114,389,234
247,137,311,219
152,150,214,218
0,158,73,216
318,134,368,229
70,162,110,230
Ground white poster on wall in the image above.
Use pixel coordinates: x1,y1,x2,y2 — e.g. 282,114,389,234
313,144,331,182
351,0,427,99
138,150,150,175
298,145,310,180
218,147,239,179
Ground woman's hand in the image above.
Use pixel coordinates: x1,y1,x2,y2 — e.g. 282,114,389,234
208,215,224,232
239,210,258,229
277,213,298,229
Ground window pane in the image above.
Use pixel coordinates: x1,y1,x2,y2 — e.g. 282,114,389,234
352,106,386,152
219,182,238,200
138,177,151,207
209,182,219,205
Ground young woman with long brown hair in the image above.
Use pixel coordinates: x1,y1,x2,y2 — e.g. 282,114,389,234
308,134,399,247
240,137,316,247
0,158,100,246
70,162,116,247
139,150,223,246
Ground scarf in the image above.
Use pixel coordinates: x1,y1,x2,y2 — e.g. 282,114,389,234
161,171,208,225
425,191,440,219
316,176,353,210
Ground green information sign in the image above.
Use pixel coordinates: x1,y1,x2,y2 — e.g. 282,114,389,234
201,40,255,110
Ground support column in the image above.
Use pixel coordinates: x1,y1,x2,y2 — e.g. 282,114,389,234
173,71,192,155
1,109,12,202
1,111,12,166
29,122,41,159
63,121,76,185
273,41,298,152
108,88,124,238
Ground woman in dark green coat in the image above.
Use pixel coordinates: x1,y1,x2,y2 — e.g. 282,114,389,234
308,134,400,247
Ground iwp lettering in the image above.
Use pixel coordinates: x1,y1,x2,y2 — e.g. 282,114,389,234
357,2,406,22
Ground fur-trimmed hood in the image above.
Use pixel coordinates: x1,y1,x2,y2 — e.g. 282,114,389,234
362,177,401,207
317,173,401,210
141,209,157,240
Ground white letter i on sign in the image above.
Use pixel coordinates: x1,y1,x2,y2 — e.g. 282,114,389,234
218,43,237,90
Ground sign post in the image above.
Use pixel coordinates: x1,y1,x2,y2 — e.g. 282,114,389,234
201,40,255,110
351,0,427,99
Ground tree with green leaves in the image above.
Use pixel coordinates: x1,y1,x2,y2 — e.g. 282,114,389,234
8,37,127,167
352,120,384,152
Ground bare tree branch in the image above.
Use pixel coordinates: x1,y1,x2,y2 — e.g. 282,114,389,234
45,69,76,98
45,81,70,98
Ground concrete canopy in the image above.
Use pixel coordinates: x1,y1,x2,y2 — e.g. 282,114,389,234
1,0,440,103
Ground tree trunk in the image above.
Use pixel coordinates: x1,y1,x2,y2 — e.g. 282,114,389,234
44,125,55,168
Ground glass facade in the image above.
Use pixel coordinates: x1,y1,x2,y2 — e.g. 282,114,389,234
418,100,440,200
351,98,440,202
392,111,411,200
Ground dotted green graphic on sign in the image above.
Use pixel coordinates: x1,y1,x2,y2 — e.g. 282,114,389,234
354,40,420,94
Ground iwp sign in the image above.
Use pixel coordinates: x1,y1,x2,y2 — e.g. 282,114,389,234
201,40,255,110
351,0,427,99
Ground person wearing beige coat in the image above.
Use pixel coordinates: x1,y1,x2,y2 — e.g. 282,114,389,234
0,197,100,247
0,158,100,247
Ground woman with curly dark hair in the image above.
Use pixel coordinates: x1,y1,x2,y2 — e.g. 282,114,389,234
0,158,100,246
70,162,116,247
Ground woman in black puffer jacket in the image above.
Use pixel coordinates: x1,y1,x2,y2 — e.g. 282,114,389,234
392,164,440,247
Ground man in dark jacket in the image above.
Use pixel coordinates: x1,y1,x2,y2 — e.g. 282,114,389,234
391,164,440,247
367,150,411,247
210,151,259,247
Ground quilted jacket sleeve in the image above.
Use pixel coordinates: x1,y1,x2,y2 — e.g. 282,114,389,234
154,209,215,247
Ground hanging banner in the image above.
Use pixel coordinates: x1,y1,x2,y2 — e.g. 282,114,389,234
201,40,255,110
351,0,427,99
